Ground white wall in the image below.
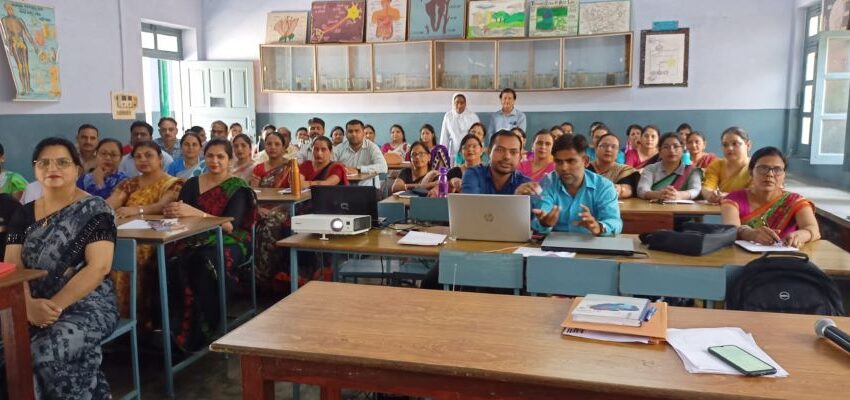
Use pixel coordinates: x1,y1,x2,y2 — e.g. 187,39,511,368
0,0,203,115
203,0,798,114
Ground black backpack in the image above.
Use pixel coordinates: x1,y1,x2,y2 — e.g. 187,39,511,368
727,252,845,316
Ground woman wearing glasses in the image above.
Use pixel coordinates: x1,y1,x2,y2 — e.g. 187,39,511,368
3,138,118,398
637,133,702,201
106,140,182,331
721,147,819,248
76,138,128,198
588,133,640,199
701,127,752,203
392,141,437,192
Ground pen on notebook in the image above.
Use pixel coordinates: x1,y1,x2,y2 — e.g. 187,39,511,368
643,305,658,322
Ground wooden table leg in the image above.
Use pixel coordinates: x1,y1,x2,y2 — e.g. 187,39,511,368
0,283,35,400
241,355,273,400
319,386,341,400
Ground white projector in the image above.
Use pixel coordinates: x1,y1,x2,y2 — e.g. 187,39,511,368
291,214,371,239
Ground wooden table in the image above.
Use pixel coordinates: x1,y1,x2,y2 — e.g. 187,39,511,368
387,162,410,171
347,171,379,185
212,281,850,400
117,215,231,397
0,268,47,400
253,187,312,217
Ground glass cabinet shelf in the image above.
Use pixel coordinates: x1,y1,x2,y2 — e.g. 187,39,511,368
317,44,372,92
562,33,632,89
435,40,496,90
497,38,562,90
373,41,433,91
259,45,316,92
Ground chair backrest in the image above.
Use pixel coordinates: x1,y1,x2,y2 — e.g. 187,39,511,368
622,212,673,234
619,262,726,301
526,257,619,296
112,238,137,320
438,250,523,294
410,197,449,223
377,201,406,224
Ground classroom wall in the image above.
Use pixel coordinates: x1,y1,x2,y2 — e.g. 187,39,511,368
0,0,203,180
204,0,797,155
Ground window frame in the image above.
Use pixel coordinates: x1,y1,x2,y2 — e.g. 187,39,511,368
141,23,183,61
810,30,850,165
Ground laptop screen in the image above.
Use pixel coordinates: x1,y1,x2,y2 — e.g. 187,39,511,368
311,186,378,219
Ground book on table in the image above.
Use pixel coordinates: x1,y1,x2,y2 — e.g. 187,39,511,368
561,296,669,344
571,294,650,327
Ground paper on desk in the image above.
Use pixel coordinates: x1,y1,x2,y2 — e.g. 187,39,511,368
513,247,575,258
660,199,695,204
734,240,798,253
398,231,447,246
278,188,310,194
562,327,650,343
117,220,151,230
666,327,788,377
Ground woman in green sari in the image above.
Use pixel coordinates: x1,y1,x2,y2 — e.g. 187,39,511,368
637,132,702,201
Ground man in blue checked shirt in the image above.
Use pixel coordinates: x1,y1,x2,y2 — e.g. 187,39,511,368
515,134,622,236
461,129,531,194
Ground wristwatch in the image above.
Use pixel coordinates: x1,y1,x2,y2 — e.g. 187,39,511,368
138,207,144,216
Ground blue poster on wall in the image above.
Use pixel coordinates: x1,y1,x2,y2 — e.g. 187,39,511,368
408,0,465,40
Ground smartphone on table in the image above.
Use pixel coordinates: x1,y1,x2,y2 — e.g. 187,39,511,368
707,345,777,376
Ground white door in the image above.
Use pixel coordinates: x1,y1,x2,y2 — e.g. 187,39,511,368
180,61,256,135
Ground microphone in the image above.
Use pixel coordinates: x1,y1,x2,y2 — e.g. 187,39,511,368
815,319,850,354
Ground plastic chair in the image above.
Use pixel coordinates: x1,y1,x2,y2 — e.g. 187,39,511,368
619,262,726,305
377,201,406,224
526,257,619,296
410,197,449,224
102,238,140,400
438,250,523,294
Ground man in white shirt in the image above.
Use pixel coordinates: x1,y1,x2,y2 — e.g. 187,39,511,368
119,120,173,177
296,117,326,162
333,119,388,186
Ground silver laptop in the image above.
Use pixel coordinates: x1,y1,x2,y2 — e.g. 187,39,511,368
448,194,531,242
541,232,635,256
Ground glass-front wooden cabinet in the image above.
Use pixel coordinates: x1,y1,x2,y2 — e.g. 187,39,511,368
373,41,432,91
497,39,562,90
562,33,632,89
316,44,372,92
259,45,316,92
435,40,496,90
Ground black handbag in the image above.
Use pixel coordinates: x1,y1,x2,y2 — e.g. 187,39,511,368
638,223,737,256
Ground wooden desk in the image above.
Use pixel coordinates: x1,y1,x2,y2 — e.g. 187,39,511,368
347,171,379,185
387,162,410,171
0,268,47,400
117,215,232,397
252,187,312,217
212,281,850,400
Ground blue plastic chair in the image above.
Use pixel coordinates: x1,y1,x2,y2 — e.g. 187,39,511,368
438,250,523,294
619,262,727,305
377,201,406,224
410,197,449,224
526,257,619,296
102,238,140,400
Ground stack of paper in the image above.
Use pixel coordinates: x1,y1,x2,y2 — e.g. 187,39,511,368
666,327,788,377
572,294,650,327
513,247,575,258
117,220,151,230
561,297,668,344
397,231,446,246
734,240,798,253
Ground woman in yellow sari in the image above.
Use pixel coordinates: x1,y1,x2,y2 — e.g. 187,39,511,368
106,141,183,330
721,147,819,248
701,127,752,203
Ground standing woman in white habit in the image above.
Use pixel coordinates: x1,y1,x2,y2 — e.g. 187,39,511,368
439,93,480,167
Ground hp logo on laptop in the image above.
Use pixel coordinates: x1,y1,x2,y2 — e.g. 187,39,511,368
483,213,494,223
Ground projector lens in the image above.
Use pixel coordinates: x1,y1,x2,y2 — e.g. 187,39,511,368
330,218,344,232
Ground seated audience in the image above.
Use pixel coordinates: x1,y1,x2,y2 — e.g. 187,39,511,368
229,122,243,139
295,126,310,147
107,141,183,328
296,118,325,162
419,124,438,153
456,122,490,165
3,137,117,398
676,123,693,165
623,124,642,153
154,117,182,160
258,124,276,151
511,127,531,160
686,131,718,171
210,120,229,139
560,122,574,135
76,123,99,172
0,193,21,259
0,141,27,200
586,124,625,163
363,124,377,143
76,138,128,198
333,119,388,185
701,127,752,203
299,136,349,188
254,127,297,164
119,121,173,177
721,147,819,248
461,129,530,194
251,131,291,188
381,124,409,156
434,133,484,195
637,132,702,201
624,125,660,170
230,133,255,182
331,125,345,146
439,93,480,167
588,133,640,199
392,141,437,192
517,129,555,182
550,125,565,140
167,132,206,179
192,125,207,144
516,134,621,236
162,138,256,352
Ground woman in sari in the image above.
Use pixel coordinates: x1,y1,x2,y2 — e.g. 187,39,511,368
250,131,290,188
637,133,702,201
588,133,640,199
76,138,128,198
381,124,409,156
392,141,437,192
517,129,555,182
433,133,483,196
686,131,718,171
3,137,117,398
166,132,205,179
721,147,819,248
455,122,489,166
701,127,752,203
623,124,642,153
106,141,182,330
624,125,660,170
162,138,256,352
230,133,255,182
